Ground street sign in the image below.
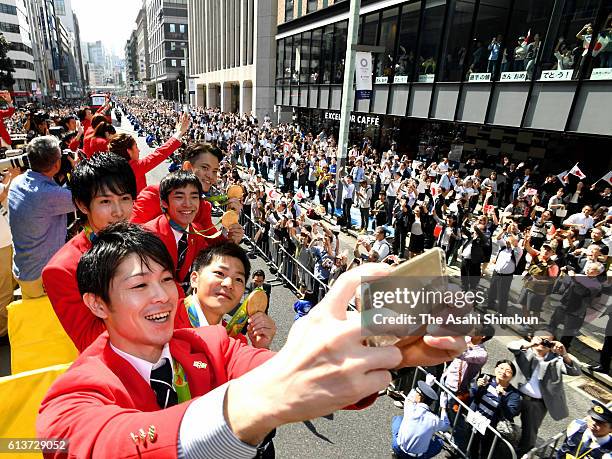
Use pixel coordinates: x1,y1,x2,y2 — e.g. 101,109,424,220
355,51,372,100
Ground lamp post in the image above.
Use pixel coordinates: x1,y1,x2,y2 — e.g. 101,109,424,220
334,0,361,210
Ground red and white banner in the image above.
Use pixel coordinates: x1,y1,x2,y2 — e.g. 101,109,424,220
599,171,612,187
569,163,586,180
557,170,569,185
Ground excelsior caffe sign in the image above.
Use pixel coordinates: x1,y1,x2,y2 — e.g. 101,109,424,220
323,111,381,127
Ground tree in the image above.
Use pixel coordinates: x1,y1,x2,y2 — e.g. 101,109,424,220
0,33,14,90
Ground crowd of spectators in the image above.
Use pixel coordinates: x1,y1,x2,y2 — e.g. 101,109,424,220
0,94,610,458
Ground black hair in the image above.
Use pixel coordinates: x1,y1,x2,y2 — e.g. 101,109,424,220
495,359,516,377
60,115,76,130
183,142,223,165
76,108,89,122
77,222,175,304
192,242,251,280
252,269,265,279
159,170,203,205
69,153,137,209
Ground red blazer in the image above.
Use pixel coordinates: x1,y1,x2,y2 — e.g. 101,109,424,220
88,137,109,155
143,215,211,284
43,232,190,353
129,137,182,194
37,327,273,458
0,106,15,145
131,184,226,245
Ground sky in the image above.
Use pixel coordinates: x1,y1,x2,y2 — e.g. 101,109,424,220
71,0,143,57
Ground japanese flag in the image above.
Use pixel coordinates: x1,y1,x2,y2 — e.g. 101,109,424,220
295,190,306,200
600,171,612,187
569,163,586,180
557,170,569,185
522,30,532,46
268,189,281,200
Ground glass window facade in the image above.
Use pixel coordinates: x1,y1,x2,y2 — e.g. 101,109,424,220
396,2,421,79
376,7,399,79
285,0,294,22
415,0,446,81
276,0,612,88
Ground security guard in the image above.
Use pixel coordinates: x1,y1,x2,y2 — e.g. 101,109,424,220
391,380,450,458
556,401,612,459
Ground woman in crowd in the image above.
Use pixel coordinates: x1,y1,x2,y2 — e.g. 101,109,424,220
88,122,115,155
108,112,190,193
469,360,522,459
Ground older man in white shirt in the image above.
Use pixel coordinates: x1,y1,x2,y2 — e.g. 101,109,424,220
563,205,594,237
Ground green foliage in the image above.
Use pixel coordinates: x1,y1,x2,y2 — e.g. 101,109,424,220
0,33,15,90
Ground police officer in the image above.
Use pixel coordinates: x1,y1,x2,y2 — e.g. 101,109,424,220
556,401,612,459
391,380,450,458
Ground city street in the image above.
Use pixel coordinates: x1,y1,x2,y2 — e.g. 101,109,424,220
120,116,597,458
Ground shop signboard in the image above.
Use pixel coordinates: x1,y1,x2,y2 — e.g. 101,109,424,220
500,71,527,82
323,110,380,127
468,72,491,82
591,67,612,80
393,75,408,84
355,52,373,100
375,76,388,84
540,69,573,81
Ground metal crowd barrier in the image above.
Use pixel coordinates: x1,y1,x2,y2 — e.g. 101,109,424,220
406,366,518,459
239,211,335,306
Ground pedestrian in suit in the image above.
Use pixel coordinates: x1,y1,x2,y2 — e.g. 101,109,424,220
459,223,486,291
507,332,581,456
37,222,467,458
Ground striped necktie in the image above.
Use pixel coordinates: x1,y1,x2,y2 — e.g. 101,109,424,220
176,232,188,276
150,358,178,409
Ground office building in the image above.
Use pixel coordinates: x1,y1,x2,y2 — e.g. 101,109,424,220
187,0,277,120
276,0,612,171
0,0,36,102
145,0,188,101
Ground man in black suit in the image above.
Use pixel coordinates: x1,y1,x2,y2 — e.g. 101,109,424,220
459,223,486,291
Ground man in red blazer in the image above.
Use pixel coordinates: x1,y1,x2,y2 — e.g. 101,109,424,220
131,142,244,244
43,153,189,353
143,171,211,294
38,222,467,458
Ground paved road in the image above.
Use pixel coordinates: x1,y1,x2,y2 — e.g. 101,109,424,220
119,114,595,457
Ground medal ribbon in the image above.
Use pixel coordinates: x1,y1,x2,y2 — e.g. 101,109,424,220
172,360,192,404
83,225,97,243
184,294,201,328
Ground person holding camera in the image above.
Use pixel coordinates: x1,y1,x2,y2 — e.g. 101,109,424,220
507,332,581,456
8,136,75,298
